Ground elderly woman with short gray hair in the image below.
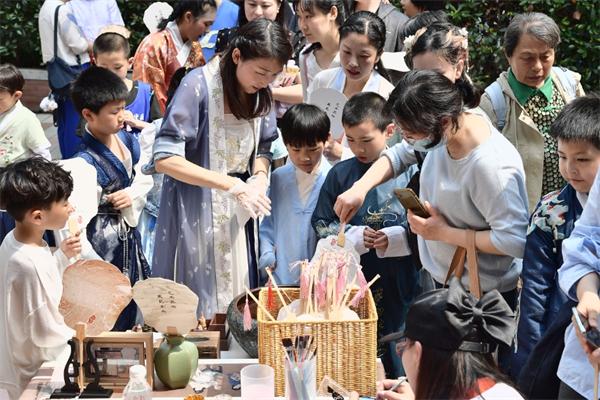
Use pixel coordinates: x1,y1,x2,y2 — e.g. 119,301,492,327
480,12,585,212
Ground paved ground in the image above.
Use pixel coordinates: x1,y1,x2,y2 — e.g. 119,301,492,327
37,113,62,160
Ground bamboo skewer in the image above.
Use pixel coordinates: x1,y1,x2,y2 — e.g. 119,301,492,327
245,287,276,322
337,222,346,247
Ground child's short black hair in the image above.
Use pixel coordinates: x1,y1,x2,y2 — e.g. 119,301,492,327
550,93,600,151
0,63,25,94
0,157,73,222
342,92,392,132
93,32,131,57
279,104,330,148
71,66,128,114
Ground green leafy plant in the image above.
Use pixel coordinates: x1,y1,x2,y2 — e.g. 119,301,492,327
1,0,597,91
392,0,599,91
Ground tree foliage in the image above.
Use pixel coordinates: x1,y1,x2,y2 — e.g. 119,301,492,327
391,0,599,91
1,0,597,90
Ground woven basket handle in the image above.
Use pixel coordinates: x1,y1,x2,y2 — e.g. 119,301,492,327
444,230,481,299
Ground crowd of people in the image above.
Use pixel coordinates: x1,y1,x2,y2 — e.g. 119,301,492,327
0,0,598,399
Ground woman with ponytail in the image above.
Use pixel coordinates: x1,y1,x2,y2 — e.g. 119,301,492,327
133,0,217,112
307,11,394,163
146,19,292,318
402,21,480,107
307,11,393,101
335,69,529,311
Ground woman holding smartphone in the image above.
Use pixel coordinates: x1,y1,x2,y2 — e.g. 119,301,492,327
334,69,529,307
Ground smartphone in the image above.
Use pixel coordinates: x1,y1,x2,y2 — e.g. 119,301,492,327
572,307,600,349
394,188,430,218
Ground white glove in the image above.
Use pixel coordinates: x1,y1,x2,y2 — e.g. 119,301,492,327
228,178,271,219
246,173,269,195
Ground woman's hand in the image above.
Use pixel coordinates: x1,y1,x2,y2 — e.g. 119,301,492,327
376,379,415,400
228,179,271,219
407,201,450,242
334,184,367,223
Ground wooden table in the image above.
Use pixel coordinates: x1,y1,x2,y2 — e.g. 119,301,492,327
21,339,385,399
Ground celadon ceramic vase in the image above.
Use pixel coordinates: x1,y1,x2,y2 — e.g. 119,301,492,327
154,335,198,389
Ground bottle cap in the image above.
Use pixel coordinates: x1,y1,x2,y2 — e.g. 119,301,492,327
129,364,147,379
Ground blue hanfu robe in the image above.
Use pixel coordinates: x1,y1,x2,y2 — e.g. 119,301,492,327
259,161,331,285
76,129,152,331
511,184,583,379
311,157,419,377
146,57,277,317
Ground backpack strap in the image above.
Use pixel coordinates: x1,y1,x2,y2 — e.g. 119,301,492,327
552,66,577,100
484,81,506,131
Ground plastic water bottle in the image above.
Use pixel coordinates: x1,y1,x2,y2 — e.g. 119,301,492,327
123,365,152,400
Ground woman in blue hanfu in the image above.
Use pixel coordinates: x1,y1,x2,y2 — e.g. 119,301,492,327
145,18,292,316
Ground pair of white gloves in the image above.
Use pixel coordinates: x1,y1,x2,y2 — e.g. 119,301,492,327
228,174,270,219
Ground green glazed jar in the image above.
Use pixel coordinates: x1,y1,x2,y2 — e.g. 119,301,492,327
154,335,199,389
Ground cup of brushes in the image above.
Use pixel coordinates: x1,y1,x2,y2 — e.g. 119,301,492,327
283,334,317,400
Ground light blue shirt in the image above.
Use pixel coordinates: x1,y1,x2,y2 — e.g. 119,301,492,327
67,0,124,41
259,161,331,284
384,114,528,293
557,172,600,399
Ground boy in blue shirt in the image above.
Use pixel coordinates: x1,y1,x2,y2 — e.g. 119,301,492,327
259,104,330,284
513,95,600,390
91,31,162,137
312,92,419,377
71,66,153,331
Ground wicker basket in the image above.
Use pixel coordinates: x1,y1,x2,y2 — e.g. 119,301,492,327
257,287,378,396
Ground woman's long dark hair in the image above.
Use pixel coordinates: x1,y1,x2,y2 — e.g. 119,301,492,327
220,18,292,120
157,0,217,31
392,69,477,149
338,11,390,82
412,340,514,399
405,22,480,108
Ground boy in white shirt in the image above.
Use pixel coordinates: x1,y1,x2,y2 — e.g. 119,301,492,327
0,157,81,399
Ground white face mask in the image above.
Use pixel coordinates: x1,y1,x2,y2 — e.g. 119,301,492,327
404,135,445,152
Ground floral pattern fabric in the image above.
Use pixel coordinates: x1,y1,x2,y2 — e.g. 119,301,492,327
523,88,566,195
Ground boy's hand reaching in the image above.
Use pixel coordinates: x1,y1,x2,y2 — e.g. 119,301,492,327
373,231,389,251
324,135,343,162
364,227,384,249
60,232,82,259
122,110,151,131
106,190,132,209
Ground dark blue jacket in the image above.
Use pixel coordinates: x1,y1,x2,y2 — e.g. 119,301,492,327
511,184,582,379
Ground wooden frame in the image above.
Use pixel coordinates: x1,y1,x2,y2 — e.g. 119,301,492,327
81,332,153,389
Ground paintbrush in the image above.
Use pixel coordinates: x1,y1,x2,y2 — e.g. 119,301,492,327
282,338,305,399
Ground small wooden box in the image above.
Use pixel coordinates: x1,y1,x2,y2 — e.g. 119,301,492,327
207,313,230,351
187,331,220,359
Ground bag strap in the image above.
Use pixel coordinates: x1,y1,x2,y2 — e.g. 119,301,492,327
53,5,61,59
484,81,506,131
444,230,481,299
552,66,577,100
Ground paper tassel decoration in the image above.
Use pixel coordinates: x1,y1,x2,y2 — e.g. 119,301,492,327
349,269,368,308
243,294,252,331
